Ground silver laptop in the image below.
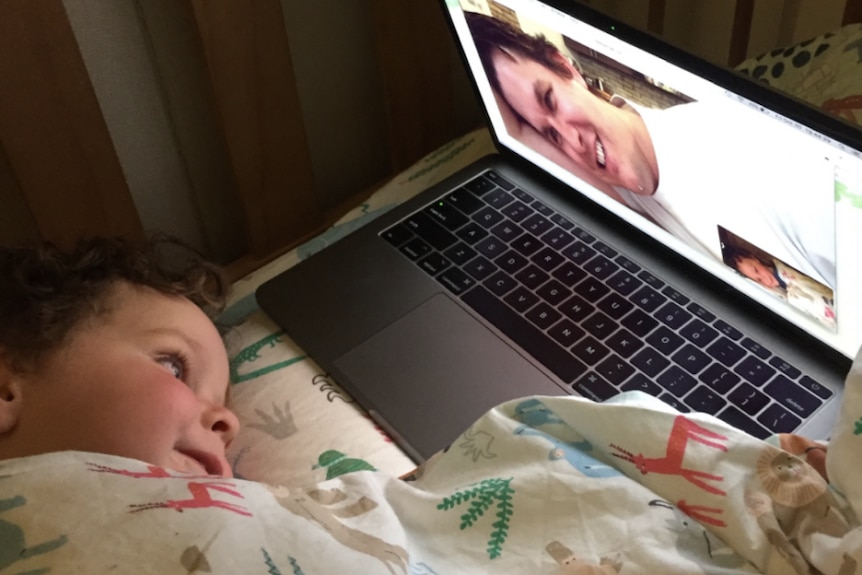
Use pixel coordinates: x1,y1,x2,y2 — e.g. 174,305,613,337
258,0,861,462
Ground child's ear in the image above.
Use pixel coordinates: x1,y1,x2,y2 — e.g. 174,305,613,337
0,356,24,433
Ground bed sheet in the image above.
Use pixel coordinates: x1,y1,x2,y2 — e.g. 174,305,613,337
5,368,862,573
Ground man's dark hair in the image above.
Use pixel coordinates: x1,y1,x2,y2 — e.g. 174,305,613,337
0,235,228,370
464,11,574,97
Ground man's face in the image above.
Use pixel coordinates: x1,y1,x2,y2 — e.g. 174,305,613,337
736,256,779,289
492,48,657,194
6,283,239,476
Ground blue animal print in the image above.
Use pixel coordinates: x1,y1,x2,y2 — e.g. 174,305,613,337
512,398,565,427
513,425,621,478
0,495,67,573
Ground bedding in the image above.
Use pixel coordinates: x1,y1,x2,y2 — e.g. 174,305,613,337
4,359,862,573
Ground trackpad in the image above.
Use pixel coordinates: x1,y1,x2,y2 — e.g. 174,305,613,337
334,293,564,460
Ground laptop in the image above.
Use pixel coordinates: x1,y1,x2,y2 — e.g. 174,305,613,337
258,0,862,462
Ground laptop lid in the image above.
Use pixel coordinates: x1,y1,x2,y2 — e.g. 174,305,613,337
445,0,862,360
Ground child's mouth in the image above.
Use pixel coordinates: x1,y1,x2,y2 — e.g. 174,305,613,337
596,138,606,169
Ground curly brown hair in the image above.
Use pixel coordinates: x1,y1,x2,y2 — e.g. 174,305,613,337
0,235,229,370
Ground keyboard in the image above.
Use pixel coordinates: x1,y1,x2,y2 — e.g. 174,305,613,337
380,170,832,439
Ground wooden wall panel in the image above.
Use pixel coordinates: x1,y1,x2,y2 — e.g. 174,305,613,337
188,0,320,258
0,0,143,249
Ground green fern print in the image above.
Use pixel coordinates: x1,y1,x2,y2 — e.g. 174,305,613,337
855,417,862,435
437,477,515,559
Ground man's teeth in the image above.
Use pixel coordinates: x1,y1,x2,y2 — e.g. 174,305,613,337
596,140,606,168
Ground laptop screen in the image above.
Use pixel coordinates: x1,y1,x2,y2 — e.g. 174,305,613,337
445,0,862,359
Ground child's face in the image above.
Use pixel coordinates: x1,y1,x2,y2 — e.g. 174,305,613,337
2,282,239,476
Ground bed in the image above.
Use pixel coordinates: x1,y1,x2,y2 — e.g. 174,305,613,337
6,19,862,575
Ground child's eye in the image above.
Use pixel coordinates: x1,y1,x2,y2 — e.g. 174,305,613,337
158,354,187,381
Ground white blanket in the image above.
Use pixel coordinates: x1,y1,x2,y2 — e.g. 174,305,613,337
5,372,862,575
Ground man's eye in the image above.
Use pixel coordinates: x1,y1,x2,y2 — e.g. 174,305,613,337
545,127,561,147
158,355,186,380
543,88,556,112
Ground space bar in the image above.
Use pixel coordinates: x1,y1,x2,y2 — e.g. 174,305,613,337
461,285,586,384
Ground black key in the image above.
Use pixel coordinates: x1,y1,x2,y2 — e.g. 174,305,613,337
437,267,475,295
657,366,697,397
511,187,533,203
718,406,770,439
573,372,618,402
741,337,771,359
537,279,571,306
443,242,477,266
485,170,514,190
475,236,507,259
548,318,586,348
646,326,684,355
621,309,659,337
757,403,802,434
549,212,575,230
606,328,644,358
733,356,776,387
595,354,635,385
559,295,595,323
484,189,515,209
485,271,517,297
706,337,746,367
662,286,690,306
655,301,692,330
425,200,470,231
584,254,619,280
631,347,670,377
606,270,641,296
490,220,523,242
572,227,596,243
615,255,641,274
542,228,576,250
598,292,633,320
631,285,666,313
532,247,565,272
728,382,769,415
404,212,457,250
400,237,432,260
504,286,539,313
679,319,719,348
500,200,533,222
511,233,543,256
572,336,610,365
465,174,495,196
463,256,497,281
495,250,529,275
638,270,664,289
622,372,661,395
768,357,802,380
582,311,617,340
659,394,689,412
764,375,821,418
592,241,617,258
714,319,742,340
532,201,554,217
522,213,553,236
688,303,717,323
574,277,609,302
799,375,833,400
562,241,596,265
553,261,588,287
526,302,562,330
472,206,505,229
456,222,488,245
418,252,451,275
515,264,549,290
381,223,412,247
446,188,484,215
698,363,740,394
462,285,588,383
671,344,711,374
683,385,726,415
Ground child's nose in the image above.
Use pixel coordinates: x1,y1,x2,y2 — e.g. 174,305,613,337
203,403,241,446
